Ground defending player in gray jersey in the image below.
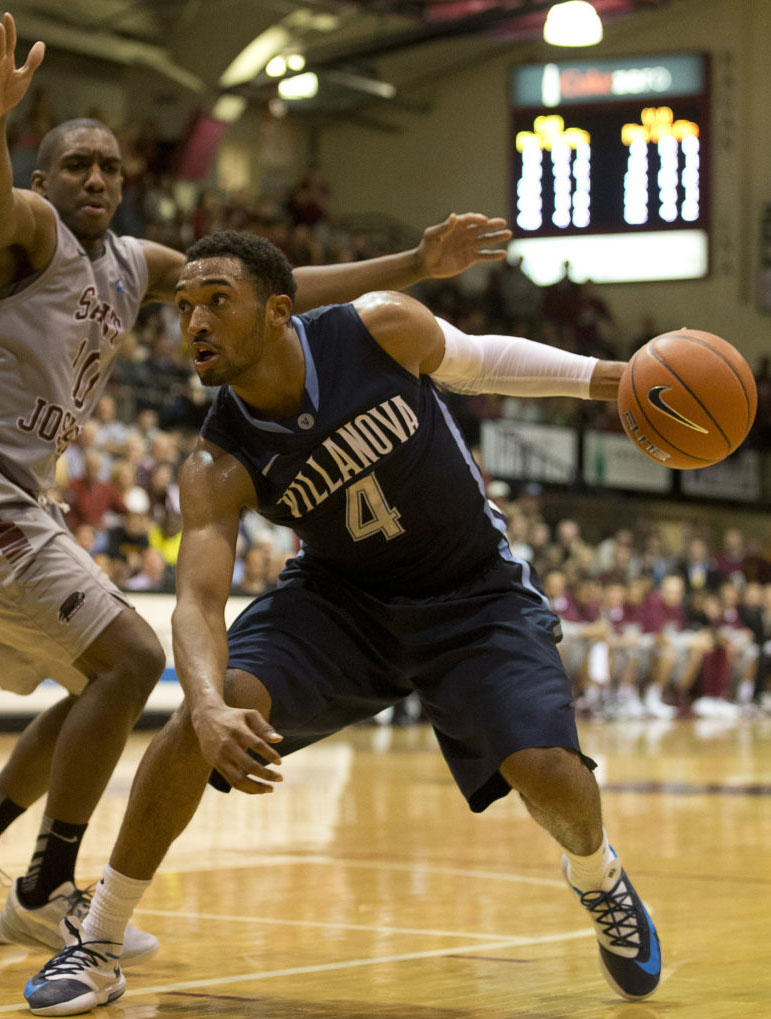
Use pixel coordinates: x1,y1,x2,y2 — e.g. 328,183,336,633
0,10,511,963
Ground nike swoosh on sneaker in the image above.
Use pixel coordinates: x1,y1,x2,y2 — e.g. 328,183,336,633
635,925,661,975
24,980,47,994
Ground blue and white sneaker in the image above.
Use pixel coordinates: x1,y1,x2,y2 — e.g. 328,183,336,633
562,849,661,1000
24,917,125,1016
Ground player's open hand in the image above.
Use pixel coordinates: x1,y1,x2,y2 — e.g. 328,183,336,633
193,702,283,795
0,13,45,118
417,212,512,279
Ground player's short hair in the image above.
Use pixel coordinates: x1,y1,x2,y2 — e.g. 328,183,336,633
36,119,116,172
185,231,297,302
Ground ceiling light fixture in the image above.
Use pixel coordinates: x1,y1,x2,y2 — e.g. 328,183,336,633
211,95,247,123
543,1,603,47
278,72,319,100
265,55,287,77
219,25,290,87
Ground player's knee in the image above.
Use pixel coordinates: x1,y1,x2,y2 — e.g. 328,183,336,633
125,632,166,694
501,746,581,797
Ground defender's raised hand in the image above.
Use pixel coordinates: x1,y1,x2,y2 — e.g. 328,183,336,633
417,211,512,279
0,12,45,118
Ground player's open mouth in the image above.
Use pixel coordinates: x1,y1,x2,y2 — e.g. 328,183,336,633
193,346,219,367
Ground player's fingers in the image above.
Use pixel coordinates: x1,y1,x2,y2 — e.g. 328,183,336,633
3,13,14,59
230,773,278,796
234,742,283,780
244,712,283,764
465,217,509,232
473,250,508,262
474,229,512,243
22,41,45,74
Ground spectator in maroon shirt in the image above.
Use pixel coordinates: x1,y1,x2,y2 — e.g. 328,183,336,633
640,575,713,717
716,527,748,584
65,451,128,532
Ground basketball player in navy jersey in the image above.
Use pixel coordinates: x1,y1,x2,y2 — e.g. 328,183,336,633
26,232,661,1015
0,10,510,961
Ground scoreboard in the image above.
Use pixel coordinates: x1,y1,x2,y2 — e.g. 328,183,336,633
510,54,709,284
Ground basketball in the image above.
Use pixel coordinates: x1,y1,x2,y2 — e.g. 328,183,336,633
617,328,758,469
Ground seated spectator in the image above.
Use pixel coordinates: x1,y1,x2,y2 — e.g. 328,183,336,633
65,450,128,532
639,574,714,718
145,462,181,522
716,527,748,584
717,581,761,705
148,508,183,569
93,394,131,456
741,538,771,584
544,572,609,716
597,542,637,586
110,458,151,515
232,546,275,597
601,582,647,718
574,280,619,358
107,510,152,577
639,531,674,587
123,547,174,592
676,536,723,593
484,254,542,336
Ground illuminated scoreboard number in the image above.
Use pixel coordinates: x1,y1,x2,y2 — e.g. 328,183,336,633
512,100,706,237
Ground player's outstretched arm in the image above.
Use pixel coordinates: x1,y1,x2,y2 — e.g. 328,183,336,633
0,13,52,260
355,292,626,400
172,440,283,795
430,314,627,401
292,212,511,312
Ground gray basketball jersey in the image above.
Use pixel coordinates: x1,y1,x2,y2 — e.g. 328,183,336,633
0,205,148,494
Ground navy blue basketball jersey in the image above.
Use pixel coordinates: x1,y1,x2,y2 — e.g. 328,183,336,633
200,303,515,597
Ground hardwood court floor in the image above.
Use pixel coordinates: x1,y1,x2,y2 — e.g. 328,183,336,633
1,716,770,1017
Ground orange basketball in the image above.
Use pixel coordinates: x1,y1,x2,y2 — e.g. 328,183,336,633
617,329,758,470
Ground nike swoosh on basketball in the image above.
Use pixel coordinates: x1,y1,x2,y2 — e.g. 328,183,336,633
647,386,709,433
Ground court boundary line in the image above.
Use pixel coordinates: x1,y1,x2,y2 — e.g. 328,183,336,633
134,906,582,941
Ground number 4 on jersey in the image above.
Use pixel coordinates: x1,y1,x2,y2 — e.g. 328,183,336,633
346,474,404,542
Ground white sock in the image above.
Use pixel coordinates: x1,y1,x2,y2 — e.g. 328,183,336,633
564,828,616,892
81,864,151,947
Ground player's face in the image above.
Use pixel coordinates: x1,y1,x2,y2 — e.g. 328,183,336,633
175,256,265,387
33,128,123,245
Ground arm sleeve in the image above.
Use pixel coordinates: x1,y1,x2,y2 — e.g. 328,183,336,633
430,316,598,399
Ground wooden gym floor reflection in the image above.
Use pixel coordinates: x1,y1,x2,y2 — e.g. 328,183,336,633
1,717,770,1017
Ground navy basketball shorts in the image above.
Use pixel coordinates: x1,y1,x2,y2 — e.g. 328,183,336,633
219,555,595,812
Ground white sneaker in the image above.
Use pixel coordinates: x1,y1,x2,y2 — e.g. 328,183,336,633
643,689,676,720
24,916,125,1016
615,690,646,719
0,880,158,966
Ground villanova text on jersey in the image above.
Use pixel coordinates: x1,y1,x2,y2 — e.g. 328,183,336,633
277,394,419,519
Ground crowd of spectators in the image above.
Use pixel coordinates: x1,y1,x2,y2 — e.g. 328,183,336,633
492,485,771,721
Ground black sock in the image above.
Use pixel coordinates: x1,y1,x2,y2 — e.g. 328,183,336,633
0,796,26,835
18,817,88,908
